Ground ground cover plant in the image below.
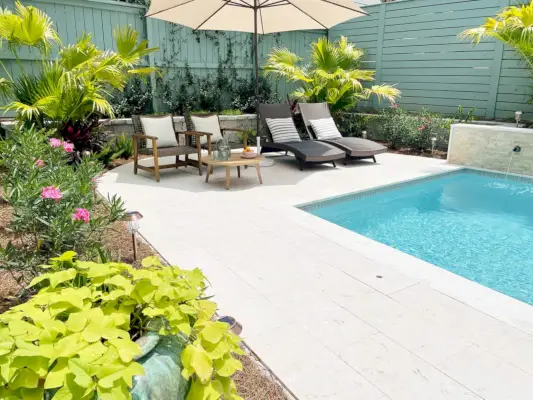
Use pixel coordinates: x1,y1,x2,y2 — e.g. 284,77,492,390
0,253,244,400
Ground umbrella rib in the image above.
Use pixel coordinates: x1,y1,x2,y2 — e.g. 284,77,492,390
259,7,265,34
320,0,369,16
195,1,232,30
145,0,196,17
284,0,328,29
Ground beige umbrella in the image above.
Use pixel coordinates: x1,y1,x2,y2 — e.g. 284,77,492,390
146,0,367,141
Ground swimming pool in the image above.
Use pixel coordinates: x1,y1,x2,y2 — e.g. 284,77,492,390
301,169,533,305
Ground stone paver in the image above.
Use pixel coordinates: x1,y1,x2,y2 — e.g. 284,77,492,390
99,153,533,400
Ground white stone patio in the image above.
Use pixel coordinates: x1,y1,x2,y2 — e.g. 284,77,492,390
99,152,533,400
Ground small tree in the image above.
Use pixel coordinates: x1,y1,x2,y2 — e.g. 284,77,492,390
263,36,400,112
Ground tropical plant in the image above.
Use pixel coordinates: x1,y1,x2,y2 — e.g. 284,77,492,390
263,36,400,112
0,2,159,144
0,126,125,276
333,113,374,138
459,1,533,102
113,133,134,159
0,252,244,400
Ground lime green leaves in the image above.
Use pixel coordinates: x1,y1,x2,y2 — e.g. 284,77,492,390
0,253,243,400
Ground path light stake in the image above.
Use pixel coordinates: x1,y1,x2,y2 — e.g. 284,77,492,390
217,316,243,336
431,137,437,155
124,211,143,261
515,111,522,128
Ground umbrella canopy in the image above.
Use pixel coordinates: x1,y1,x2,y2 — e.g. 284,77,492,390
146,0,366,34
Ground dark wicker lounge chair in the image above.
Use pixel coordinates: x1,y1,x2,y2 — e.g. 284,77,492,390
258,103,345,171
299,102,387,164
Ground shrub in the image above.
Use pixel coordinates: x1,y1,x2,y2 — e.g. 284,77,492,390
333,113,373,137
113,134,134,160
379,105,451,151
0,126,125,275
0,253,244,400
111,77,154,118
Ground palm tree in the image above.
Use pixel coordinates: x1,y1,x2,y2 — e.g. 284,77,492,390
263,36,400,112
459,2,533,99
0,2,159,130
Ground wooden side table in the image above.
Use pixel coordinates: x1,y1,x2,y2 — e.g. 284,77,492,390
203,154,264,190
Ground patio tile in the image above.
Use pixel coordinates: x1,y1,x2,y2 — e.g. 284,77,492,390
335,291,472,365
437,345,533,400
266,288,377,355
339,334,481,400
391,284,533,369
248,323,385,400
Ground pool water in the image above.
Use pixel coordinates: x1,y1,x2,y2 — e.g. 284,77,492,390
303,170,533,305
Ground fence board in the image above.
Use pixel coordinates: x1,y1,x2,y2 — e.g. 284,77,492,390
330,0,531,120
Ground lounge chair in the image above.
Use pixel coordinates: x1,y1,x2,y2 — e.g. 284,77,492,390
258,103,345,171
298,102,387,164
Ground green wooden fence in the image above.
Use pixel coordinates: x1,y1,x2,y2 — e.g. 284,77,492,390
0,0,324,112
329,0,532,120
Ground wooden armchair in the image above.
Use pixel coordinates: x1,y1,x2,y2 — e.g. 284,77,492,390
132,114,212,182
184,112,250,150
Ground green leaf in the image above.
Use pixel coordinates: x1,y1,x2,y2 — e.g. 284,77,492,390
213,355,242,377
132,280,156,304
141,256,161,268
50,251,77,262
77,342,107,364
9,368,39,389
8,320,40,339
49,268,78,288
20,387,44,400
65,313,87,333
181,344,213,383
44,358,69,389
68,358,94,388
29,273,50,288
108,339,141,363
200,322,229,344
186,378,221,400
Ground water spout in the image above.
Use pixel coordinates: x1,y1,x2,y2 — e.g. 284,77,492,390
513,145,521,153
506,145,521,178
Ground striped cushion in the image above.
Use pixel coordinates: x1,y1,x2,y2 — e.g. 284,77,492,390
266,118,301,143
310,117,343,140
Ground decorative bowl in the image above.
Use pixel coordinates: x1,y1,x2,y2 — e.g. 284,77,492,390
241,152,257,159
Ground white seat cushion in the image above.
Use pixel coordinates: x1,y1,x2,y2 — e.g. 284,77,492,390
265,118,301,143
310,117,343,140
191,115,223,145
140,116,177,149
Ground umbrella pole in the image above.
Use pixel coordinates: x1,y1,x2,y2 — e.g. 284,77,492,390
253,2,259,136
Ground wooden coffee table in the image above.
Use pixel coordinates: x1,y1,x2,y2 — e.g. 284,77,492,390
204,154,264,190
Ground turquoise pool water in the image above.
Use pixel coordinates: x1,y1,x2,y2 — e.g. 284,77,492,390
302,170,533,305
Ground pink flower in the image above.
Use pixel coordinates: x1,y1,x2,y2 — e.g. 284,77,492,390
62,142,74,153
418,125,426,132
49,138,62,148
41,185,62,201
392,104,398,109
72,208,90,223
34,158,44,168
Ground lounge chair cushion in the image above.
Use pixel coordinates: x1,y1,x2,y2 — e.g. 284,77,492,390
140,116,178,149
191,115,223,145
310,117,342,140
266,117,301,143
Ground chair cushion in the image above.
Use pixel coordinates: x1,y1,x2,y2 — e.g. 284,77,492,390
310,117,343,140
140,116,177,149
191,115,223,145
265,117,301,143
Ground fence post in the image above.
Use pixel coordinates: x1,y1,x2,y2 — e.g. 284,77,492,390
373,3,386,110
486,0,509,120
145,15,159,113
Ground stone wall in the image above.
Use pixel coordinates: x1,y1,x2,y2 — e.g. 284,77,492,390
103,115,258,145
448,124,533,176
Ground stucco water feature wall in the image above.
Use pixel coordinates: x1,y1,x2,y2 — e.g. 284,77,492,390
448,123,533,177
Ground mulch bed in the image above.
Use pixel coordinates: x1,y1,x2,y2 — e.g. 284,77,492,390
375,141,447,159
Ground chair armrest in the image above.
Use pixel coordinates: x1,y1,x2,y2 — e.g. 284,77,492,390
181,130,213,137
133,134,158,140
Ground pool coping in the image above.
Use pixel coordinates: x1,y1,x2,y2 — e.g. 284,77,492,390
286,167,533,335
